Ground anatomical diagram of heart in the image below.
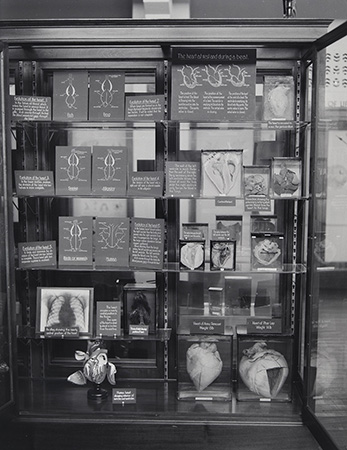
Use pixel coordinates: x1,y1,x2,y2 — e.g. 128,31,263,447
186,342,223,392
239,341,289,399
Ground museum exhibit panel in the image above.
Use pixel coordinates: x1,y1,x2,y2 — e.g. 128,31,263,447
0,18,347,450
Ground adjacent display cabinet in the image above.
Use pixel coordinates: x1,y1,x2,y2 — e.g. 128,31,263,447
1,18,347,450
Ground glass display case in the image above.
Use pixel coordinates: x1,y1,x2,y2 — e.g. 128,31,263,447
0,42,14,416
302,23,347,450
0,17,346,450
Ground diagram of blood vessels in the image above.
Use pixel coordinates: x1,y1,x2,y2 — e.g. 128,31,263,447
93,75,118,108
98,221,127,249
61,73,79,109
103,149,116,181
63,219,88,253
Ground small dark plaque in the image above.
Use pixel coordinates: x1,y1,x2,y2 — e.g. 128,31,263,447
215,197,236,207
112,388,137,405
190,318,225,334
129,324,149,336
246,318,282,334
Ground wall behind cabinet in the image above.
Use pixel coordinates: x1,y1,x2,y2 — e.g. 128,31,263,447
0,0,344,20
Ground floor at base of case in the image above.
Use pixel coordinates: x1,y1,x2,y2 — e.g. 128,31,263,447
1,422,322,450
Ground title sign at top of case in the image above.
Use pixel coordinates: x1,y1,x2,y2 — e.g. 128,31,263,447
171,48,256,121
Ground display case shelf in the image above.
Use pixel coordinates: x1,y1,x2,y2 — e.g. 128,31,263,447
15,262,307,274
17,326,172,342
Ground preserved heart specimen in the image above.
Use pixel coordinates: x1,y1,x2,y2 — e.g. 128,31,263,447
180,242,204,269
239,341,288,398
253,238,281,266
187,342,223,391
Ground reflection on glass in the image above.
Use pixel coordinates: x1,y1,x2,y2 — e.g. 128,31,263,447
309,34,347,450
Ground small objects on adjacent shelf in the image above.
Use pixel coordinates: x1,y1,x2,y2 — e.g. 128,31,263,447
67,340,117,400
239,341,288,399
186,342,223,392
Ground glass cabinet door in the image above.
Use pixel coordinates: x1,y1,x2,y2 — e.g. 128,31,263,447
0,43,14,413
305,21,347,450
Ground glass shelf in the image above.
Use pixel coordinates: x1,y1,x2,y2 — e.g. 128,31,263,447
13,193,310,201
11,119,312,131
16,262,307,274
17,326,172,342
166,262,307,274
12,120,159,130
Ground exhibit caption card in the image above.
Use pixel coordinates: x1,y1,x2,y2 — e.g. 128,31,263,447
18,240,57,269
11,95,51,121
130,218,164,269
15,171,55,196
128,171,164,197
125,95,165,121
96,301,121,337
166,161,200,197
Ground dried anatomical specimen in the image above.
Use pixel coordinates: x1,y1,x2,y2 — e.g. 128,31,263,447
180,242,204,270
187,342,223,392
253,238,281,267
239,341,288,398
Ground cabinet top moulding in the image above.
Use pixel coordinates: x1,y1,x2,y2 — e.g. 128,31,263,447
0,18,334,46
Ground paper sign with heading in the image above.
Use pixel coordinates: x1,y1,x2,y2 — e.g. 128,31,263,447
126,95,165,120
15,171,55,196
18,240,57,269
171,48,256,121
130,218,164,270
11,96,51,121
128,171,164,197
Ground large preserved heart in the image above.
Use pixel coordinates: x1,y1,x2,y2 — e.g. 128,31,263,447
253,239,281,266
186,342,223,392
239,341,288,398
